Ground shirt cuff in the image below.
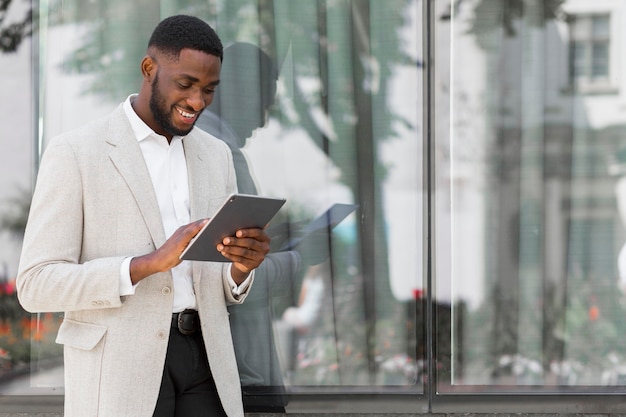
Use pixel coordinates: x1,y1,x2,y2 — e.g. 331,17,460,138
227,264,253,296
120,257,138,296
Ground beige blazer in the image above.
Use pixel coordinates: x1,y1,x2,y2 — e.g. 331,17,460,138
17,104,248,417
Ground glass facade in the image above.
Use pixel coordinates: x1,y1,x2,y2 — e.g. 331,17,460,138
2,0,626,414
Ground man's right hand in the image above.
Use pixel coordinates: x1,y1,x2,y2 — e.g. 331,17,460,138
129,219,208,285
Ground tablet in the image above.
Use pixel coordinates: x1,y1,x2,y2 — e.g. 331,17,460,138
180,194,286,262
279,203,358,251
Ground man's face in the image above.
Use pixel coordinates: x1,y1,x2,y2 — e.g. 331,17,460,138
148,49,221,138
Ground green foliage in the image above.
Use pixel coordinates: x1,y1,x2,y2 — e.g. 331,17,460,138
466,0,566,51
0,186,31,238
0,0,34,53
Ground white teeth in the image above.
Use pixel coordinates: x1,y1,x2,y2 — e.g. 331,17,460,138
177,108,195,118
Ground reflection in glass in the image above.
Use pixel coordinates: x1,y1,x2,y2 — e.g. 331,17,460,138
442,0,626,390
569,14,610,82
591,43,608,78
26,0,424,400
0,0,61,395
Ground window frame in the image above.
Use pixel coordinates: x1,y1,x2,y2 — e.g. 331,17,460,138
566,12,617,94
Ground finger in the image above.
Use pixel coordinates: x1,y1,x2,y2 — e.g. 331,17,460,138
230,244,260,259
218,249,257,271
188,218,209,234
219,239,267,263
221,236,258,251
236,227,270,242
174,219,208,245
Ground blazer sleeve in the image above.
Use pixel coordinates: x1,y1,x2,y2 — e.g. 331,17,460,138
17,136,125,313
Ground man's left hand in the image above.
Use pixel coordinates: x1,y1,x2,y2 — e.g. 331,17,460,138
217,228,270,283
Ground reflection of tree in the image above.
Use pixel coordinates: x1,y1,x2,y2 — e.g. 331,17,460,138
268,0,416,382
269,1,414,381
459,0,569,383
466,0,565,50
0,0,34,53
45,0,165,100
0,187,31,238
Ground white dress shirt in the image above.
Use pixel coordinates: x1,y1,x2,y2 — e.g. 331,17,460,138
119,95,250,312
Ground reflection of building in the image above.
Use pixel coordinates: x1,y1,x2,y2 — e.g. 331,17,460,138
443,0,626,385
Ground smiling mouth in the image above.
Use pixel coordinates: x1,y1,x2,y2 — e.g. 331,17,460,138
176,107,197,121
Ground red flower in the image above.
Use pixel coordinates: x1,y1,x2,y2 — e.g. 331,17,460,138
0,280,15,295
412,288,423,300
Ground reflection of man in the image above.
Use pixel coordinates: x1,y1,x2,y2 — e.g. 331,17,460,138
196,43,301,413
197,42,277,195
17,16,270,417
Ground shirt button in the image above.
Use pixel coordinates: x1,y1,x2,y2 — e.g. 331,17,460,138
156,330,167,340
162,287,171,295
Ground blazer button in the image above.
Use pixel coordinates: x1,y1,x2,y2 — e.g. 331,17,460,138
162,287,171,295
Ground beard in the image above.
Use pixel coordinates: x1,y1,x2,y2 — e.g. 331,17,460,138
149,72,195,137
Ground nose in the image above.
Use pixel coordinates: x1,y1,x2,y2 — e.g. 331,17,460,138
186,89,206,112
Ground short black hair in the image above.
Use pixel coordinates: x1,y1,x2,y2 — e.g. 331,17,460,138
148,15,223,61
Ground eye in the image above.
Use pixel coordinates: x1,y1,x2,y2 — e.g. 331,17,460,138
177,82,192,90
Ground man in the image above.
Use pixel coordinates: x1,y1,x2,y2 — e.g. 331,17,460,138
16,15,268,417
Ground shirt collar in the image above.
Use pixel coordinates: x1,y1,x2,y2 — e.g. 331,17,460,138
122,94,185,143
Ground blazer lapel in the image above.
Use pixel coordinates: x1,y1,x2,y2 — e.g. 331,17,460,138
105,105,167,247
184,133,213,221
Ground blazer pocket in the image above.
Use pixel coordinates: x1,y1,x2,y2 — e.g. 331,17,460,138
56,318,107,350
56,318,108,416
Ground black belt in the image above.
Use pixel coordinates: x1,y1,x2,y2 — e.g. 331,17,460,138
172,309,201,335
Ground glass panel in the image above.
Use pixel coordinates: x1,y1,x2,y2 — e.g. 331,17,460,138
591,42,608,78
592,15,610,39
440,0,626,393
209,0,424,394
0,0,60,396
11,0,424,408
571,42,588,78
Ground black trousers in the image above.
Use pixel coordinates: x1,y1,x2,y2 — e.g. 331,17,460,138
152,327,227,417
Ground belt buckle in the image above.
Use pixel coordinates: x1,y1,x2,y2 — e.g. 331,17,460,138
177,310,198,335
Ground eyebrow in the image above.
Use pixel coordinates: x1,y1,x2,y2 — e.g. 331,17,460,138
179,74,220,87
180,74,220,86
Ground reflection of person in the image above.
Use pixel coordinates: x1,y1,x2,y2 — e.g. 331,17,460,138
196,42,278,195
196,42,299,413
16,16,270,417
282,263,326,333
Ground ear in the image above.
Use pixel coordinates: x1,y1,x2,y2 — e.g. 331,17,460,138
140,55,156,81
